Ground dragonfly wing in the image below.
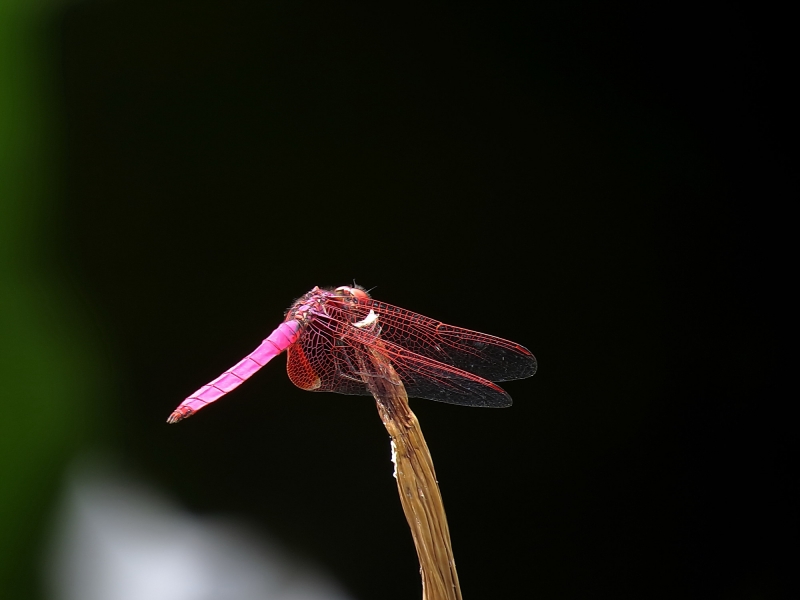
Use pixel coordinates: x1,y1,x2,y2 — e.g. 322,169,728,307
335,326,513,407
287,299,527,407
286,321,373,397
369,338,512,407
365,300,537,382
288,320,509,406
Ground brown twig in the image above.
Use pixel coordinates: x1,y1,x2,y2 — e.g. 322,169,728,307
359,345,463,600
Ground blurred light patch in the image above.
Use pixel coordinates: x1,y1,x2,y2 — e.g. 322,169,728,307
45,460,355,600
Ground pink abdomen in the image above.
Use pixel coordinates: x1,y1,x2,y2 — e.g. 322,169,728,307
167,320,301,423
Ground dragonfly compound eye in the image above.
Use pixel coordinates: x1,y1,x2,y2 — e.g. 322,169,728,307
334,285,370,302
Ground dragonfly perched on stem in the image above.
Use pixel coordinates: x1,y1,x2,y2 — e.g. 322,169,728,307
169,285,536,423
169,285,536,600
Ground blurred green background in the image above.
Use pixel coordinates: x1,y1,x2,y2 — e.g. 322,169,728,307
1,2,104,597
1,1,791,599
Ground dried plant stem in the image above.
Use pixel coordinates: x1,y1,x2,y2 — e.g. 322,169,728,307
360,346,463,600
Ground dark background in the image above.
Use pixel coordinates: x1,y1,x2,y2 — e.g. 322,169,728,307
1,1,792,599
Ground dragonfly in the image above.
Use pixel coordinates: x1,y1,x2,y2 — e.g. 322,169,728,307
168,285,536,423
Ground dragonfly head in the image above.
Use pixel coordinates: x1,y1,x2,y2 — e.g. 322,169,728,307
286,285,370,324
334,285,370,303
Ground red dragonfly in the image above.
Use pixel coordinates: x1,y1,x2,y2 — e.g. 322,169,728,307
168,285,536,423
